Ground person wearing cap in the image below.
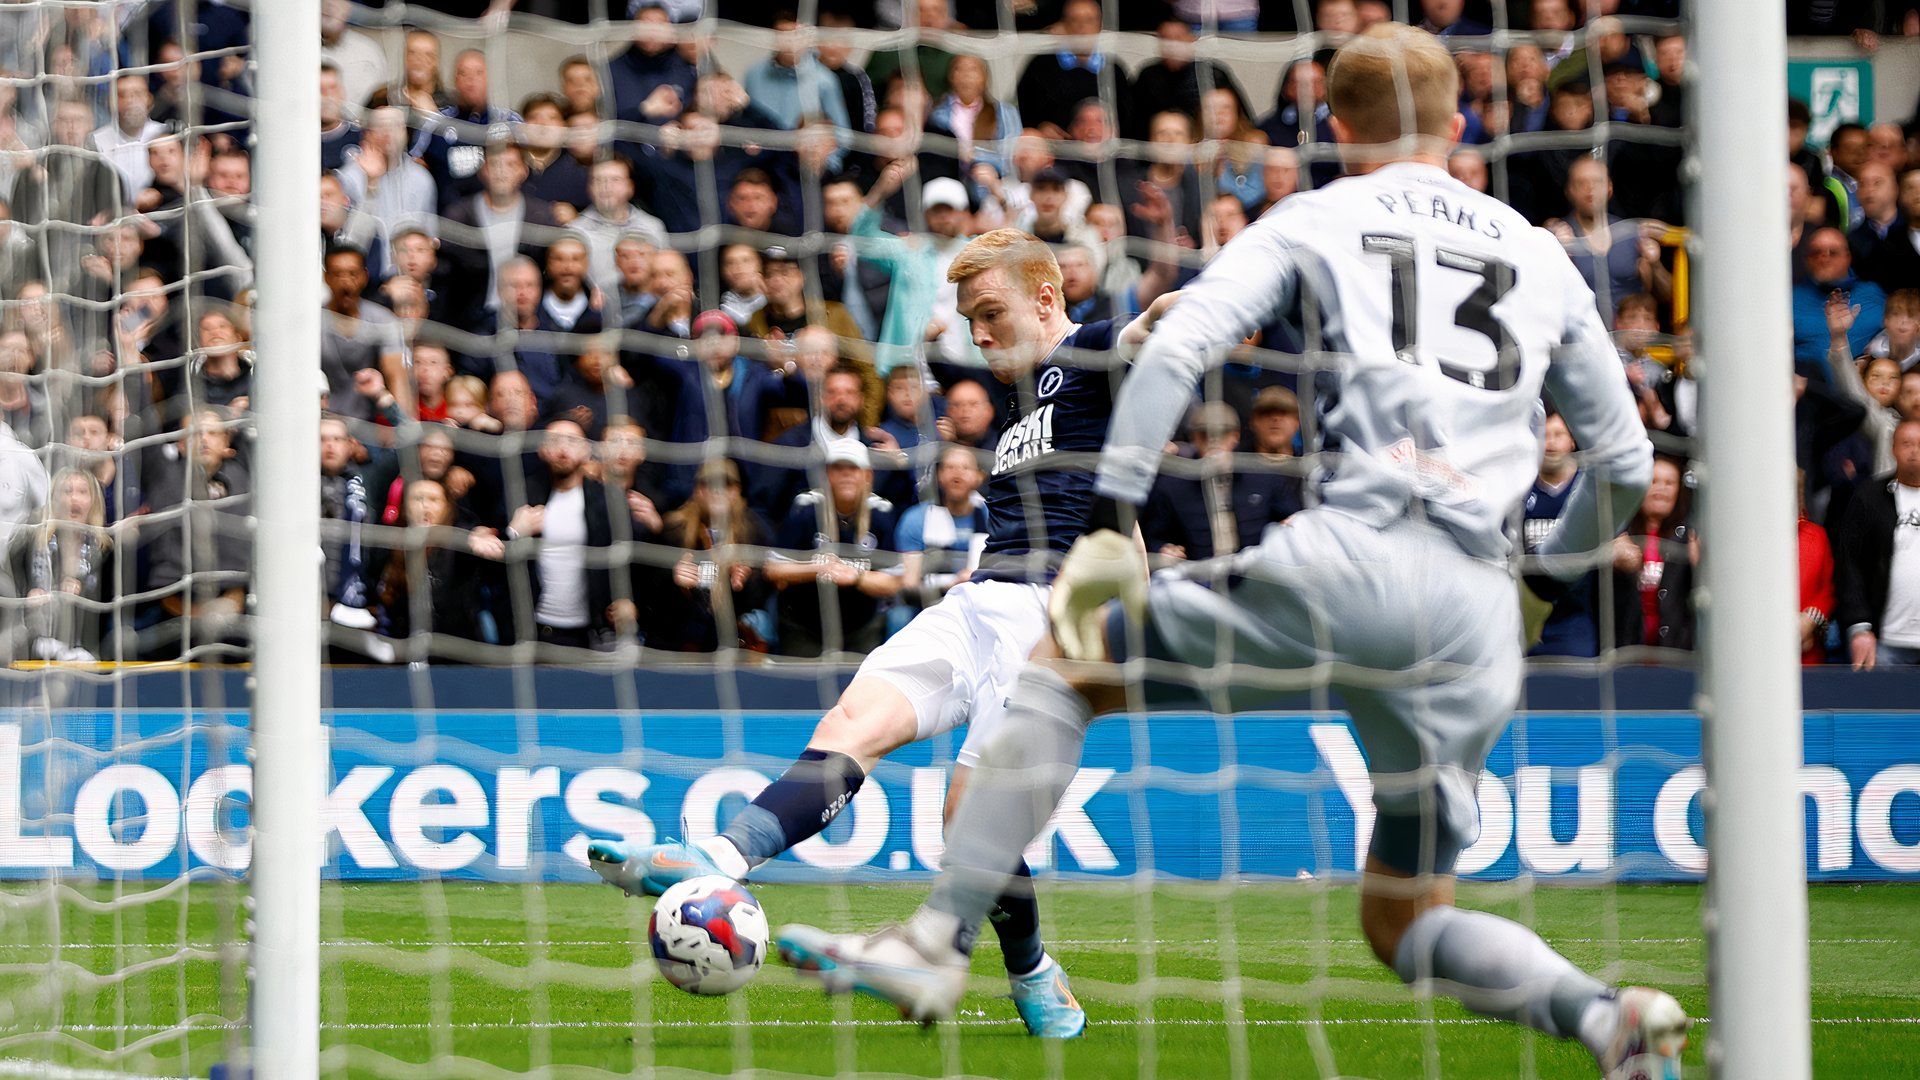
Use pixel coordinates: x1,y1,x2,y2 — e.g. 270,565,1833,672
765,437,903,657
1141,401,1297,564
744,245,869,366
920,176,980,365
1247,385,1301,458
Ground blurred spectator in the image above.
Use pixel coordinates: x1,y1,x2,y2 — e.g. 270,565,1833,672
320,171,384,279
1801,474,1836,665
767,439,903,656
1143,402,1294,563
718,242,768,326
1795,227,1886,380
1826,122,1870,230
337,107,437,249
320,416,374,631
867,0,961,101
595,416,666,644
417,50,522,212
558,57,602,120
518,95,590,213
1611,455,1695,651
140,136,252,294
752,355,890,518
506,418,613,649
373,477,494,646
0,419,49,593
574,157,668,296
926,53,1021,199
1126,19,1249,141
8,467,112,662
896,443,987,612
365,28,452,121
320,243,405,423
1837,418,1920,669
1849,162,1920,290
1448,147,1489,193
548,334,639,439
191,305,253,412
1122,110,1205,242
745,13,852,135
319,61,363,174
93,73,168,195
608,4,698,130
12,100,124,284
630,110,735,236
321,0,386,107
746,246,866,348
935,377,998,449
725,166,797,237
443,141,564,313
1417,0,1491,36
917,177,979,366
657,459,772,652
1057,245,1111,322
610,235,658,329
815,8,877,134
1200,87,1269,213
1649,34,1685,128
1522,412,1600,657
59,414,131,524
1017,0,1131,137
1023,167,1099,250
1550,158,1670,326
140,407,250,641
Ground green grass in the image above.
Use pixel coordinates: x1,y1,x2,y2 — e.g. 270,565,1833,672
2,880,1917,1077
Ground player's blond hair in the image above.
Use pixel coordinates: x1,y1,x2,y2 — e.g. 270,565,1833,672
945,228,1064,300
1327,23,1460,146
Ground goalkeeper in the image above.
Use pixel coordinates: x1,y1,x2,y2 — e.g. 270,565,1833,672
780,23,1688,1080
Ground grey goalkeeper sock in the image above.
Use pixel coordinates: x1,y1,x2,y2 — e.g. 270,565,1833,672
1393,905,1610,1050
925,665,1094,956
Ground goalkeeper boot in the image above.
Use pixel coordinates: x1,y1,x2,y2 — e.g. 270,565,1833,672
1596,986,1690,1079
586,839,732,898
1008,953,1086,1038
776,920,967,1025
1048,529,1148,662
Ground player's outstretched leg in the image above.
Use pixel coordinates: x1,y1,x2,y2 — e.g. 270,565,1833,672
591,680,913,897
1364,855,1689,1078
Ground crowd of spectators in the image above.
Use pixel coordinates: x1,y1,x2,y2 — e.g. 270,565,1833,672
0,0,1914,670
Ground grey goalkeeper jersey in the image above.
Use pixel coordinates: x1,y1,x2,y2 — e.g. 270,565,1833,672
1097,161,1654,568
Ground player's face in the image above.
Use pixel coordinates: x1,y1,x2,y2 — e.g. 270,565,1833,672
957,267,1055,381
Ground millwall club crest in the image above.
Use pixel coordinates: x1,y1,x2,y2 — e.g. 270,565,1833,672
1037,366,1064,399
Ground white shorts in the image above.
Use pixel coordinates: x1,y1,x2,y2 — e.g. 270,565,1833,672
853,579,1052,767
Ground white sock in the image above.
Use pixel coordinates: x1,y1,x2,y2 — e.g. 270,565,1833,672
1010,952,1053,980
697,834,750,880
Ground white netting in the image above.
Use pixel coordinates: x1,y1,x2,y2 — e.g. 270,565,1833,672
0,0,1774,1077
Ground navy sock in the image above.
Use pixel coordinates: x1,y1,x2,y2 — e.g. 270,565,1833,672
987,860,1046,975
721,748,866,866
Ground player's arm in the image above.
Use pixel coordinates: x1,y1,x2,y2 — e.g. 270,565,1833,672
1095,222,1297,506
1115,289,1184,362
1534,259,1656,578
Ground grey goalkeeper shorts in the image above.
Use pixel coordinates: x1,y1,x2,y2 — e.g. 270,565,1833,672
1107,507,1524,877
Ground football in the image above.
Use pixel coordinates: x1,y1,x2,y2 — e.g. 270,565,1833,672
648,876,769,995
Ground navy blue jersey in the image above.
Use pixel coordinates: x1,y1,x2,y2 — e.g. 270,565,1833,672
1522,472,1601,657
973,319,1128,583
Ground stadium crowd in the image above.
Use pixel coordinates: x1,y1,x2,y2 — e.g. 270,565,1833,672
0,0,1915,669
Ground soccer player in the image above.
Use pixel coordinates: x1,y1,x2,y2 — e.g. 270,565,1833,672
778,24,1689,1079
590,228,1175,1039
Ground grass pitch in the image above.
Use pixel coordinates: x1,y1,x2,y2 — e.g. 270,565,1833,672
4,880,1918,1077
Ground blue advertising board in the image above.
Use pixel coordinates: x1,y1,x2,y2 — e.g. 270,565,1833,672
3,709,1916,883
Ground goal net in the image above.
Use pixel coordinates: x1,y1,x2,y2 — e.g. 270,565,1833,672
0,0,1844,1076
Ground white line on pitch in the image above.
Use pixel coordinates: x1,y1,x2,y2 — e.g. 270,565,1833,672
10,1017,1919,1035
0,936,1899,950
0,1061,170,1080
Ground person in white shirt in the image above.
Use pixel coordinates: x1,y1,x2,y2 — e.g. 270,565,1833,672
90,74,167,195
321,0,387,109
1839,418,1920,669
508,419,600,649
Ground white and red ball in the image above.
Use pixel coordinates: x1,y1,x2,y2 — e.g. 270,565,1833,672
648,875,768,995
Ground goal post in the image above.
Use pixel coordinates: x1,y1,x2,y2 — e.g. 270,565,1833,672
249,0,324,1075
1688,2,1813,1077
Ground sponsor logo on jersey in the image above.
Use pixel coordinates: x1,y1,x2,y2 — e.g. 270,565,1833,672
993,403,1056,473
